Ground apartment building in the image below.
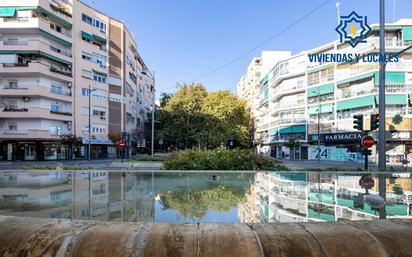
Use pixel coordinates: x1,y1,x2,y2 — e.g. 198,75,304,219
241,18,412,164
237,51,291,122
0,0,155,161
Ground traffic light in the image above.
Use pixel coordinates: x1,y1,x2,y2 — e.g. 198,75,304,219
362,149,372,156
353,115,363,131
370,114,379,131
121,132,127,139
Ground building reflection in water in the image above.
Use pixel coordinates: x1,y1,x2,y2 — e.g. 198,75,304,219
0,171,411,223
238,172,412,223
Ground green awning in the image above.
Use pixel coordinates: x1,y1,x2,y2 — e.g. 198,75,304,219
376,94,407,105
403,27,412,41
308,103,333,115
39,29,72,46
93,34,107,44
263,87,269,98
337,72,374,85
307,83,334,97
39,52,71,66
81,31,94,41
374,71,405,85
39,7,72,28
336,95,375,111
278,125,306,134
409,94,412,105
0,6,37,17
0,7,16,17
261,74,269,85
268,128,278,136
0,50,71,66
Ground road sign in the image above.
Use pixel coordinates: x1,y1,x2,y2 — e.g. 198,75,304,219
119,140,126,148
361,135,375,148
360,175,375,190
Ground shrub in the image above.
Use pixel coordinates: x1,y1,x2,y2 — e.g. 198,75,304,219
163,149,288,171
130,154,167,162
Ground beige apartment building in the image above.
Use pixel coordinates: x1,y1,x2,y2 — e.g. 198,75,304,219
0,0,155,161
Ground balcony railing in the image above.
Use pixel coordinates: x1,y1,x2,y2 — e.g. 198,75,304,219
2,129,28,135
50,110,72,116
50,66,72,77
3,63,29,67
3,107,28,112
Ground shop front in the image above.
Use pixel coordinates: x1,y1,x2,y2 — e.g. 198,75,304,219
307,132,366,162
82,139,113,159
269,125,307,160
0,140,69,161
383,131,412,164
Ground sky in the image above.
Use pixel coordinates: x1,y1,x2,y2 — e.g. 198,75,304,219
88,0,412,98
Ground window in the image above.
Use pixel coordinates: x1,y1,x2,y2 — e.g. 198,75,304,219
50,126,62,135
7,80,18,89
82,53,92,61
82,88,89,96
51,104,62,113
82,14,93,25
51,84,63,94
93,73,107,83
8,123,17,131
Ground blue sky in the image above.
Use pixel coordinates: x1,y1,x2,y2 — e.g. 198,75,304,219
89,0,412,98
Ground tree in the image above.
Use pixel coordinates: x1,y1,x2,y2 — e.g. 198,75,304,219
154,83,252,150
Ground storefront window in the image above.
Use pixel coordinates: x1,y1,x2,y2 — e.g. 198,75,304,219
44,144,68,160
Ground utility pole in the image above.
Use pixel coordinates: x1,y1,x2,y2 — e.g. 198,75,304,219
317,87,321,162
151,71,155,157
378,0,387,219
378,0,386,171
88,85,96,161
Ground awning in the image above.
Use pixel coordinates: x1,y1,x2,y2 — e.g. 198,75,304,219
93,34,107,44
307,83,334,97
0,50,71,66
260,74,269,85
337,72,374,85
40,29,72,46
263,87,269,98
374,71,405,85
403,26,412,41
81,31,94,41
0,6,37,17
39,7,72,28
268,128,278,136
0,7,16,17
307,64,334,74
375,94,407,105
409,94,412,105
336,95,375,111
308,103,333,115
278,125,306,134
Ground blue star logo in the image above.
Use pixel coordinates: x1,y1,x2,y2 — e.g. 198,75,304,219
335,11,372,48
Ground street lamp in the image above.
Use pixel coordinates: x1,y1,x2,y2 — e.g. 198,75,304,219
88,85,97,161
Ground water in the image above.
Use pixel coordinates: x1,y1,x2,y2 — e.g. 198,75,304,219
0,170,411,223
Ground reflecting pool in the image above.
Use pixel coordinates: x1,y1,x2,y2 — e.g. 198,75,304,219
0,171,411,223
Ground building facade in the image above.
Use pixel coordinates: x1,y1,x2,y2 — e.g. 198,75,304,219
240,18,412,164
0,0,155,161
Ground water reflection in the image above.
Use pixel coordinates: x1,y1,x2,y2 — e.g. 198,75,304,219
0,171,411,223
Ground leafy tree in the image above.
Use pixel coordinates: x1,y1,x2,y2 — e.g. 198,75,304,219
153,83,252,150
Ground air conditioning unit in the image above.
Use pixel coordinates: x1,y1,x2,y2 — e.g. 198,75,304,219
23,96,30,102
68,82,72,88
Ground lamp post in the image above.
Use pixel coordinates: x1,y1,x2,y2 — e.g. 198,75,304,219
88,85,97,161
151,71,155,157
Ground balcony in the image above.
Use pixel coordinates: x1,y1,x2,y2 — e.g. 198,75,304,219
0,62,72,82
0,85,72,102
0,129,62,139
0,40,72,63
1,107,72,121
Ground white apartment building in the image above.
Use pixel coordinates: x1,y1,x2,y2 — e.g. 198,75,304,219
0,0,155,161
240,18,412,164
